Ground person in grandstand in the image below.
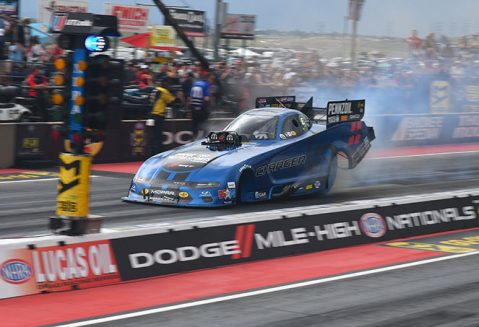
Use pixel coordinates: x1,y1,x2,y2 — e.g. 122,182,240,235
149,78,175,155
136,64,153,87
25,65,48,120
189,71,210,138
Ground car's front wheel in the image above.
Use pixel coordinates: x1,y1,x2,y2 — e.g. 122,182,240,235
236,169,255,204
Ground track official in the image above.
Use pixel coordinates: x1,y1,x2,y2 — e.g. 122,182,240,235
149,79,175,155
189,71,210,138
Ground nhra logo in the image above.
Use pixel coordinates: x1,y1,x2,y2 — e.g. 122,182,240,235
1,259,33,284
359,213,387,238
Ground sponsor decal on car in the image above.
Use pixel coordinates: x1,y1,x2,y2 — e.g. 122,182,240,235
218,188,236,203
179,192,189,198
255,154,306,177
254,191,267,199
227,182,236,189
314,180,321,188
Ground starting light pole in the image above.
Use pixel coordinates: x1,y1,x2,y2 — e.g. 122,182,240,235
49,13,121,236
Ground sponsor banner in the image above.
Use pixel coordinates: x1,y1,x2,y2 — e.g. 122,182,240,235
110,195,479,281
15,123,51,160
372,112,479,147
456,79,479,112
105,4,149,34
39,0,88,24
430,80,450,113
166,8,205,37
0,0,18,16
150,25,177,48
221,14,256,40
0,240,120,299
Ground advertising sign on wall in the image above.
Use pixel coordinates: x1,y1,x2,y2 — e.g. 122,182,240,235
150,25,177,48
105,3,149,34
110,196,479,281
0,240,120,299
166,8,205,37
39,0,88,24
0,0,18,16
221,14,255,40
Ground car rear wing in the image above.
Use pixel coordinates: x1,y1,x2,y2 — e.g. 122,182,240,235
326,99,365,128
255,96,366,128
254,96,326,120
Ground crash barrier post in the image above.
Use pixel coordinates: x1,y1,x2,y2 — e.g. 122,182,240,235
0,189,478,299
0,123,15,168
50,153,102,235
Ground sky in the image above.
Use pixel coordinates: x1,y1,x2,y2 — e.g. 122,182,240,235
20,0,479,37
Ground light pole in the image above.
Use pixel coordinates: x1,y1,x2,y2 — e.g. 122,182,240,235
214,0,222,61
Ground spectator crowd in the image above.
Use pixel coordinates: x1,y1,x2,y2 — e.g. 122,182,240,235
1,22,479,124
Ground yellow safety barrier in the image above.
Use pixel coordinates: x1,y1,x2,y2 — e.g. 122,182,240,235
56,153,92,217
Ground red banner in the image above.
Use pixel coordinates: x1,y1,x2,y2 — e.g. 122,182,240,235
0,240,120,299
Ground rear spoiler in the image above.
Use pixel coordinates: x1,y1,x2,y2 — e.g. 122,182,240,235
326,99,365,128
254,96,324,118
254,96,366,129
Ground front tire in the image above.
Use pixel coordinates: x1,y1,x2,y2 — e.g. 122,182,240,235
236,169,255,204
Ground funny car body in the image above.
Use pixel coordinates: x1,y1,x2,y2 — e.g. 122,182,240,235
123,96,375,207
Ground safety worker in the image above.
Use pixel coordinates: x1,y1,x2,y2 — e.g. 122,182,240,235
148,78,175,155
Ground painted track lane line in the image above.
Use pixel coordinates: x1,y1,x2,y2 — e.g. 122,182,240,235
0,175,102,184
56,251,479,327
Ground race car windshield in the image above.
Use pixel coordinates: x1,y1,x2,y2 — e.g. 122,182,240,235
224,113,278,140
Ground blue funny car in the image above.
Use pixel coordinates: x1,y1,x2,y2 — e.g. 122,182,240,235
123,96,375,207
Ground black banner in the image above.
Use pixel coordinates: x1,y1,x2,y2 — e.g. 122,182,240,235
165,8,205,37
110,195,479,281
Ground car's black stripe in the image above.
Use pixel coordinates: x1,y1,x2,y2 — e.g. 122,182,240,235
158,170,170,180
173,172,189,181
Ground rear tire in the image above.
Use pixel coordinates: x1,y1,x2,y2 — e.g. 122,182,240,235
319,152,338,195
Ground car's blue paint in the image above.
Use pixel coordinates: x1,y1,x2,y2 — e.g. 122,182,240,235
123,106,373,207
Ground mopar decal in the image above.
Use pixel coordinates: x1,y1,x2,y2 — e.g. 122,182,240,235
255,155,306,177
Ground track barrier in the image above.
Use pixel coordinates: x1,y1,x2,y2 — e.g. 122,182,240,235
0,189,478,299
